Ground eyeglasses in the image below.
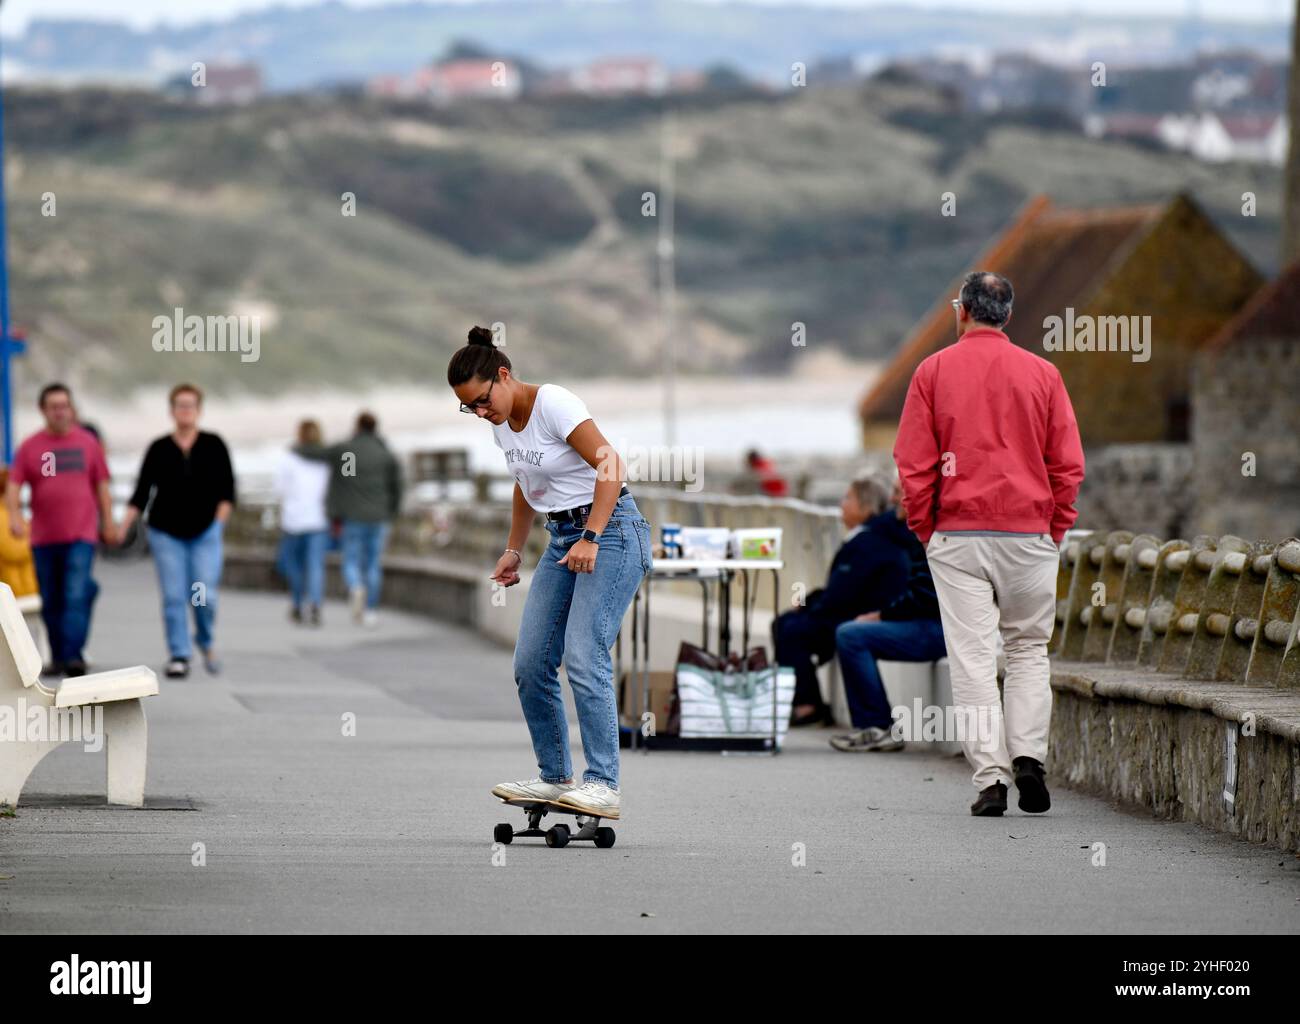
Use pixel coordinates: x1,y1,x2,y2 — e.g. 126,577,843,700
458,377,495,415
951,298,963,312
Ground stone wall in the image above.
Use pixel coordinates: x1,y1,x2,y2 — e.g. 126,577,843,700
1192,337,1300,543
1074,443,1193,539
1051,671,1300,852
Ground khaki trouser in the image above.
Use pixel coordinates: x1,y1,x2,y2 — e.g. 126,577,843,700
926,531,1060,790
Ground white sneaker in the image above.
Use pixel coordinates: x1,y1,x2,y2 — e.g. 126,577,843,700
491,777,576,803
349,586,366,624
362,609,379,629
555,780,620,819
829,726,905,753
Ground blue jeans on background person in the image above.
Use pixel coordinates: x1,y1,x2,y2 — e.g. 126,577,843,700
148,519,224,661
513,494,651,790
282,530,328,610
340,520,389,609
835,618,948,730
32,540,97,665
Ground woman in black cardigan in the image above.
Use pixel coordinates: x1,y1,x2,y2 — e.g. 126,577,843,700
120,383,236,679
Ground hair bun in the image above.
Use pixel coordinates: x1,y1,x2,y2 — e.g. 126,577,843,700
467,325,494,347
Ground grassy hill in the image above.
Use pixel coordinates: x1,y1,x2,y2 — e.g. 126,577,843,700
2,81,1284,399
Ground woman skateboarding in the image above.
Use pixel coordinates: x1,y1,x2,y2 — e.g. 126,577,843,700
448,326,651,820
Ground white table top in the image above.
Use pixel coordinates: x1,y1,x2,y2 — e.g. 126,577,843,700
650,558,784,574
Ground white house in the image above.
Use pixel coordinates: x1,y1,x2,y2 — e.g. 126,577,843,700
1187,112,1287,165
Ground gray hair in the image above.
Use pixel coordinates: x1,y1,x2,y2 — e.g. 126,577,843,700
848,475,890,515
959,271,1014,327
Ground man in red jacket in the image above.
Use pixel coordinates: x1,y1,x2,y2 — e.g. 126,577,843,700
893,271,1085,817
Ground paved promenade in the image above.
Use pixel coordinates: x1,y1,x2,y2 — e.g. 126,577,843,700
1,560,1297,934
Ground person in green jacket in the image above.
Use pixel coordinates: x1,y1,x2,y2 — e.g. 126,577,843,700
295,411,403,627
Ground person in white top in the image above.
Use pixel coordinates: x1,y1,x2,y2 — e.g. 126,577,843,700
448,325,651,821
275,419,332,626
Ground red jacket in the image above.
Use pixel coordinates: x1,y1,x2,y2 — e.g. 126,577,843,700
893,326,1085,545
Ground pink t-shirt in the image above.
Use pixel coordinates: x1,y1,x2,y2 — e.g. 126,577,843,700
10,426,110,547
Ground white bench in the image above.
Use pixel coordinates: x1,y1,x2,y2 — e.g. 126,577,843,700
15,591,47,662
0,582,158,809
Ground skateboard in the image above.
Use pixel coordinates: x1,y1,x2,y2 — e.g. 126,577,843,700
492,797,617,849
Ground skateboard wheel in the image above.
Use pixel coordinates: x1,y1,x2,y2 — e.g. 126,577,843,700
493,823,514,844
545,824,570,848
594,827,616,849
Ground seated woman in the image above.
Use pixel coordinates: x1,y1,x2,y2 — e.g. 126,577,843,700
772,475,908,727
830,480,947,752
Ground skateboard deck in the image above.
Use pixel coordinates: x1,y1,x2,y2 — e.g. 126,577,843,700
492,795,617,848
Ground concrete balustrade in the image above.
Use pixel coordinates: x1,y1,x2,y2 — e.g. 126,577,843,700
1081,531,1133,662
1137,539,1190,667
1157,535,1219,674
1107,534,1160,664
1183,535,1251,679
1050,528,1300,688
1213,540,1275,683
1058,536,1104,661
1245,538,1300,688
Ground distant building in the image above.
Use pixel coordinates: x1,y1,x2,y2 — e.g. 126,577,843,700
570,57,669,97
1184,112,1288,166
1192,261,1300,541
1085,109,1287,166
536,58,708,97
366,59,521,103
1082,112,1168,145
889,52,1091,118
857,193,1262,449
430,59,521,102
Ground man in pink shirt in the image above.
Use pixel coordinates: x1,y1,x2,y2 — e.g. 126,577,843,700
893,272,1085,818
5,383,119,677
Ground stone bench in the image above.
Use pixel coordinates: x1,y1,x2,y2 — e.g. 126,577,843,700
0,582,158,809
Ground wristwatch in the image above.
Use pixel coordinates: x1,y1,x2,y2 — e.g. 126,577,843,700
581,528,601,544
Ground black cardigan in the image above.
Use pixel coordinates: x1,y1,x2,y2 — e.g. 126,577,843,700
129,432,236,540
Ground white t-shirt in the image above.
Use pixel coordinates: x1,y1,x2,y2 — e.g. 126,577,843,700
492,384,597,513
275,450,331,533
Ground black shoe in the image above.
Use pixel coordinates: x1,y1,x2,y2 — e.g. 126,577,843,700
790,704,834,728
309,605,321,627
1013,756,1051,813
289,605,303,624
43,660,66,677
970,782,1008,816
63,660,87,678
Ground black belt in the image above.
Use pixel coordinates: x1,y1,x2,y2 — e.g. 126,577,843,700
546,485,630,525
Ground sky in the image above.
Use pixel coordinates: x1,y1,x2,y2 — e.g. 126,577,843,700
0,0,1291,35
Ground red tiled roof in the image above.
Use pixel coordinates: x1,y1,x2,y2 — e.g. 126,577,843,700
858,195,1163,423
436,60,510,88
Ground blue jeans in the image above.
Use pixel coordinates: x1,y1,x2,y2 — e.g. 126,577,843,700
341,521,389,609
835,618,948,730
514,494,651,789
282,530,328,609
32,541,97,664
148,520,224,660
